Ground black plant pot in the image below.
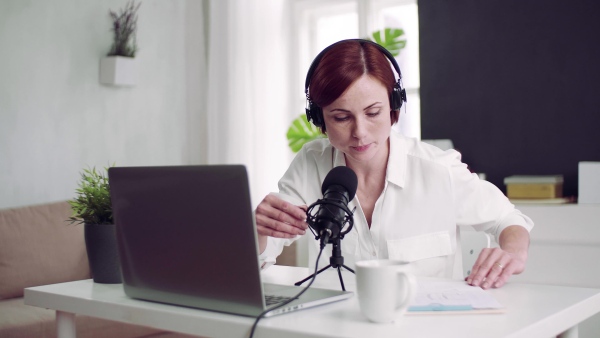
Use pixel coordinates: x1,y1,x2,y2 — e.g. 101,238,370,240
84,223,122,284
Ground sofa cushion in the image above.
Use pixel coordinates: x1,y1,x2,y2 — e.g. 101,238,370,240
0,297,171,338
0,297,56,337
0,201,90,299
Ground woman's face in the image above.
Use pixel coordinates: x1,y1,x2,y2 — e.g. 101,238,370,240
322,75,392,165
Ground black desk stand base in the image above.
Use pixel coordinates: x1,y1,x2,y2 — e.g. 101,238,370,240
294,240,355,291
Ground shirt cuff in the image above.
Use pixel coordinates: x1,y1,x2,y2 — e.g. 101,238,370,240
489,210,534,243
258,236,288,270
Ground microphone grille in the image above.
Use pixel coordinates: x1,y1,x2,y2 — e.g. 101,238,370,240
321,166,358,200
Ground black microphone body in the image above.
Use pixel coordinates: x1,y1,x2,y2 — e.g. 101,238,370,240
315,185,352,246
308,166,358,248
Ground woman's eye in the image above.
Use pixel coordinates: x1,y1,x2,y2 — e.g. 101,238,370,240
334,116,349,122
367,111,381,117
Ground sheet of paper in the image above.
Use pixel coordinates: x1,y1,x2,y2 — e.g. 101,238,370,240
408,278,503,313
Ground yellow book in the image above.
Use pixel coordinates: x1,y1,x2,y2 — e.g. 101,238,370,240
504,175,563,199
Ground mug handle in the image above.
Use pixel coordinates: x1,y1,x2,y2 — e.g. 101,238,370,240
395,271,417,315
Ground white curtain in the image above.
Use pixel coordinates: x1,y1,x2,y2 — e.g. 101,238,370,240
207,0,292,207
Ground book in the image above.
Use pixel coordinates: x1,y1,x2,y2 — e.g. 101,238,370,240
503,175,564,184
504,175,564,199
510,197,574,205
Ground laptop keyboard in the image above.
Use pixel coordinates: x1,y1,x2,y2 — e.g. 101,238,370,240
265,294,293,306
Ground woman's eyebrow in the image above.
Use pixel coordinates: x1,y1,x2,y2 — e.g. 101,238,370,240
329,102,383,113
363,102,383,110
329,108,351,113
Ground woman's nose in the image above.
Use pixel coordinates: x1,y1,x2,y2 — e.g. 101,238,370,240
352,118,367,139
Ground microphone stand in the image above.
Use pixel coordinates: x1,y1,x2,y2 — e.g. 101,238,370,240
294,236,355,291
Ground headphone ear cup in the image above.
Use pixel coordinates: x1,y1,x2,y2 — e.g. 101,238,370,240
390,85,406,111
306,101,324,128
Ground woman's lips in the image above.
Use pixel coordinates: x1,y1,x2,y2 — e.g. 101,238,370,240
353,144,371,152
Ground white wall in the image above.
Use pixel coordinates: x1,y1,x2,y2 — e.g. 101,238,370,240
0,0,206,209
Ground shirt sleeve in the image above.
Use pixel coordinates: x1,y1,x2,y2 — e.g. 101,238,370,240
258,149,310,270
446,149,534,243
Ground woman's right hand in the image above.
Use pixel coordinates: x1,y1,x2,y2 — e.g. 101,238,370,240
255,193,308,240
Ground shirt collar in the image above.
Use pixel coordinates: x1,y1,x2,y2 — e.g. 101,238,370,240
331,130,408,188
333,146,346,167
387,131,408,188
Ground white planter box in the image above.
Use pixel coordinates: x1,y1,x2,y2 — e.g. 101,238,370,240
99,56,137,86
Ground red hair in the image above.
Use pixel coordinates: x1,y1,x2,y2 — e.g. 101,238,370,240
308,40,400,132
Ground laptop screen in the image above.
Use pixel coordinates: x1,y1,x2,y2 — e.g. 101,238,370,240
109,165,266,315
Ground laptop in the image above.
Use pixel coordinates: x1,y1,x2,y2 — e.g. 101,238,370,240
108,165,352,317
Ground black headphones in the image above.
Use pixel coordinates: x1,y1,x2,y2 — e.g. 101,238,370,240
304,39,407,128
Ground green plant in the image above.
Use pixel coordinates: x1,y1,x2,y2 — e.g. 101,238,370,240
107,0,141,57
68,166,113,225
370,28,407,57
286,114,326,153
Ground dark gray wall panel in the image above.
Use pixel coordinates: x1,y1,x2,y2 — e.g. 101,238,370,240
419,0,600,197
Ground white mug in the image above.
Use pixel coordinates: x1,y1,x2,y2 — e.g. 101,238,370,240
355,259,417,323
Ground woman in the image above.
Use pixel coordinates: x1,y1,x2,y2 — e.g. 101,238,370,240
255,39,533,289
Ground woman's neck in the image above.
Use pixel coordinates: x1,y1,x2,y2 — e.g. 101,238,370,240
344,138,390,179
344,138,390,227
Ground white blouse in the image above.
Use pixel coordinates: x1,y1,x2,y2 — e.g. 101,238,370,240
259,131,533,279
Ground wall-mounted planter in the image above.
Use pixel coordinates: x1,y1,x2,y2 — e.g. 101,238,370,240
99,56,137,86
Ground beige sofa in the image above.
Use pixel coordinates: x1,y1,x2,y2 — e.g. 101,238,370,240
0,201,196,338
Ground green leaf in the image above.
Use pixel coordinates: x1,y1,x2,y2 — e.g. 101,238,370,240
67,164,115,225
286,115,326,153
370,28,407,57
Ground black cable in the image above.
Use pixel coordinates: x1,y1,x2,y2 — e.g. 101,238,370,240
248,246,325,338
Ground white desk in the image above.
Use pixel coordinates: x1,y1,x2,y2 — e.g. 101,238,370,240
25,265,600,338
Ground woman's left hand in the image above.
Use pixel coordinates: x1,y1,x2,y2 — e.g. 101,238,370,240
466,247,527,289
466,225,530,289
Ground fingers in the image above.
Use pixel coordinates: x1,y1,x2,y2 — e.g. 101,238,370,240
255,194,308,239
466,247,494,288
490,260,516,289
262,195,307,227
481,257,510,289
466,248,524,289
255,214,304,238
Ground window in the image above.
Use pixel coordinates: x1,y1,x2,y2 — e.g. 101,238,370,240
291,0,420,138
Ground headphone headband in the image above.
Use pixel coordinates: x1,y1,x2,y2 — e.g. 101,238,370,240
304,39,403,95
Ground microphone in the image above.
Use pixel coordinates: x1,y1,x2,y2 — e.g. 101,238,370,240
295,166,358,289
307,166,358,248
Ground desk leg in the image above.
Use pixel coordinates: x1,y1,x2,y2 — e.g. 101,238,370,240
56,311,76,338
557,325,578,338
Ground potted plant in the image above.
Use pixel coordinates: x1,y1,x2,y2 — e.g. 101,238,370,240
99,0,141,86
68,166,121,283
